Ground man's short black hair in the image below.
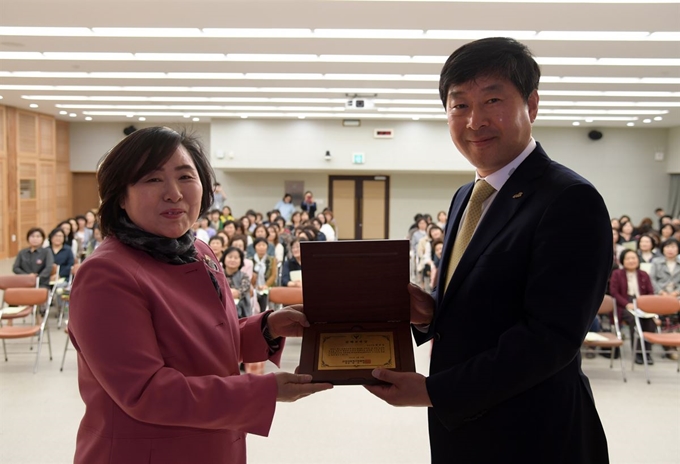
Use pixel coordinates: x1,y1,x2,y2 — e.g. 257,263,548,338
439,37,540,108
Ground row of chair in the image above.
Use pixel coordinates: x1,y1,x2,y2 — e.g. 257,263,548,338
583,294,680,384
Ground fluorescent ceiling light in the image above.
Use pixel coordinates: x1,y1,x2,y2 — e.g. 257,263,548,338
63,104,347,111
536,116,638,121
313,29,425,38
538,109,668,115
136,53,227,61
425,30,537,40
43,52,135,60
92,27,202,37
541,101,680,107
0,27,92,36
539,90,680,97
535,31,651,41
202,28,313,38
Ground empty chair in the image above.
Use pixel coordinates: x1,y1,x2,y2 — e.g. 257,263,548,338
0,287,51,373
0,275,39,324
582,295,626,382
632,295,680,384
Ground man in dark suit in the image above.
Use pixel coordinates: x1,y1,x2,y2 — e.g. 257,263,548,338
365,37,612,463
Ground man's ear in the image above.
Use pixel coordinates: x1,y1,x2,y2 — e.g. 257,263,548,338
527,90,539,123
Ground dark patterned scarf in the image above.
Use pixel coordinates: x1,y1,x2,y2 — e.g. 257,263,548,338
113,215,222,300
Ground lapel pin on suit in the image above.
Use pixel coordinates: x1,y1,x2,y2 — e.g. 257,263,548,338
512,192,524,199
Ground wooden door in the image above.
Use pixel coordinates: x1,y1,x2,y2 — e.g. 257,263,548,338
72,173,100,216
329,176,389,240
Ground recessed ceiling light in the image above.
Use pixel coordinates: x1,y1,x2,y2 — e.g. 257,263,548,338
183,114,191,118
627,122,635,126
29,103,38,108
68,113,76,117
572,122,580,126
240,115,248,119
654,116,663,121
298,116,305,119
138,117,146,121
126,114,133,118
643,119,652,123
85,116,92,121
59,110,67,115
192,117,199,121
412,117,420,121
585,118,594,123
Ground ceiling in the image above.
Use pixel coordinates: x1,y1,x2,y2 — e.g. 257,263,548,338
1,0,679,128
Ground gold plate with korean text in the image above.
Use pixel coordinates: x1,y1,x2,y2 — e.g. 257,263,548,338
317,332,396,370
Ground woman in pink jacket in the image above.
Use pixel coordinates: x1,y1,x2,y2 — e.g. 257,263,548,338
69,127,331,464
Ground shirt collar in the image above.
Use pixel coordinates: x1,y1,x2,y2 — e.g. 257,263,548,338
475,137,536,192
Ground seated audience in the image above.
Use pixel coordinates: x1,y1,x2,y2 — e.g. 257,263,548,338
85,224,103,259
251,238,278,313
223,246,252,319
13,227,54,288
208,209,224,231
609,249,657,364
267,225,285,263
650,238,680,298
619,220,636,244
660,223,676,242
246,225,275,258
48,227,74,279
315,213,336,241
208,235,226,263
199,216,216,239
436,211,447,229
229,235,254,280
637,234,660,264
281,238,303,288
220,205,234,222
290,211,302,229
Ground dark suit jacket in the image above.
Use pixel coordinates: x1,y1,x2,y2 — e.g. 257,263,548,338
414,144,612,463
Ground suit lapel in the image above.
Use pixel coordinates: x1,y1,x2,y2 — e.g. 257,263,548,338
437,145,552,314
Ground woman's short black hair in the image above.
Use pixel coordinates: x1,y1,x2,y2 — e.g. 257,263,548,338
26,227,45,241
619,249,638,267
48,227,66,246
660,237,680,253
439,37,540,108
253,237,268,248
637,233,657,249
96,126,215,238
57,221,74,243
209,235,225,247
661,223,676,235
223,246,245,270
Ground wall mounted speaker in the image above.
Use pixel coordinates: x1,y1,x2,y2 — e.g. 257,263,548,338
588,130,603,141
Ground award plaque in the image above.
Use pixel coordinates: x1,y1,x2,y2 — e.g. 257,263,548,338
298,240,415,385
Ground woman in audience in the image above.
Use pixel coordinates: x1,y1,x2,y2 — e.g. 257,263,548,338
281,238,303,288
48,227,74,280
199,216,217,239
222,246,252,319
74,215,92,257
239,215,253,236
310,218,328,241
68,127,330,464
650,238,680,298
637,234,660,264
57,220,79,260
85,210,97,229
208,209,224,232
322,208,337,236
229,234,254,280
300,191,317,218
612,228,625,269
660,223,676,242
609,249,656,364
251,237,278,313
416,225,443,288
619,215,631,227
610,218,621,231
246,225,275,258
222,220,237,242
436,211,447,229
410,217,428,253
84,225,104,259
221,205,235,222
430,239,445,290
216,230,230,248
267,225,285,263
13,227,54,289
300,210,310,224
316,213,336,241
290,211,302,230
209,235,226,264
619,220,635,244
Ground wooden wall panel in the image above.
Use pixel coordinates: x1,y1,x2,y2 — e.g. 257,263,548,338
56,120,69,163
17,111,38,156
0,159,8,259
0,105,6,157
19,200,37,243
39,162,57,233
39,116,56,160
72,173,100,216
56,162,71,222
18,161,37,179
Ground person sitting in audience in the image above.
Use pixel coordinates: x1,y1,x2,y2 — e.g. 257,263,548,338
300,191,317,218
416,225,444,288
650,238,680,298
216,230,230,248
619,215,631,227
410,217,428,253
229,234,254,280
619,220,636,244
610,217,621,231
220,205,234,223
57,220,79,260
315,213,336,241
274,194,296,223
251,238,278,312
281,238,304,288
208,209,224,231
74,215,92,256
310,218,328,241
299,210,310,224
435,211,447,229
84,224,104,259
191,220,210,244
246,225,275,258
290,211,302,229
267,225,285,263
636,217,654,236
223,246,252,319
660,223,676,242
612,228,626,270
209,236,226,264
430,238,445,290
13,227,54,288
199,216,216,239
637,234,660,264
321,209,337,236
48,227,74,279
222,220,237,242
609,249,657,364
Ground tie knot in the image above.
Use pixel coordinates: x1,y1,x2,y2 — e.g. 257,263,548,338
469,180,496,204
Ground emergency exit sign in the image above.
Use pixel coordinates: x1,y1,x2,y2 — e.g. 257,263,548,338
352,153,365,164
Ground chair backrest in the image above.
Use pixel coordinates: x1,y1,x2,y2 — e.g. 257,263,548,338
0,275,38,290
635,295,680,316
598,295,615,315
50,264,60,280
269,287,303,306
3,288,49,306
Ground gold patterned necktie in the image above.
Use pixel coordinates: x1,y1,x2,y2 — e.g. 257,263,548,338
445,179,496,290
